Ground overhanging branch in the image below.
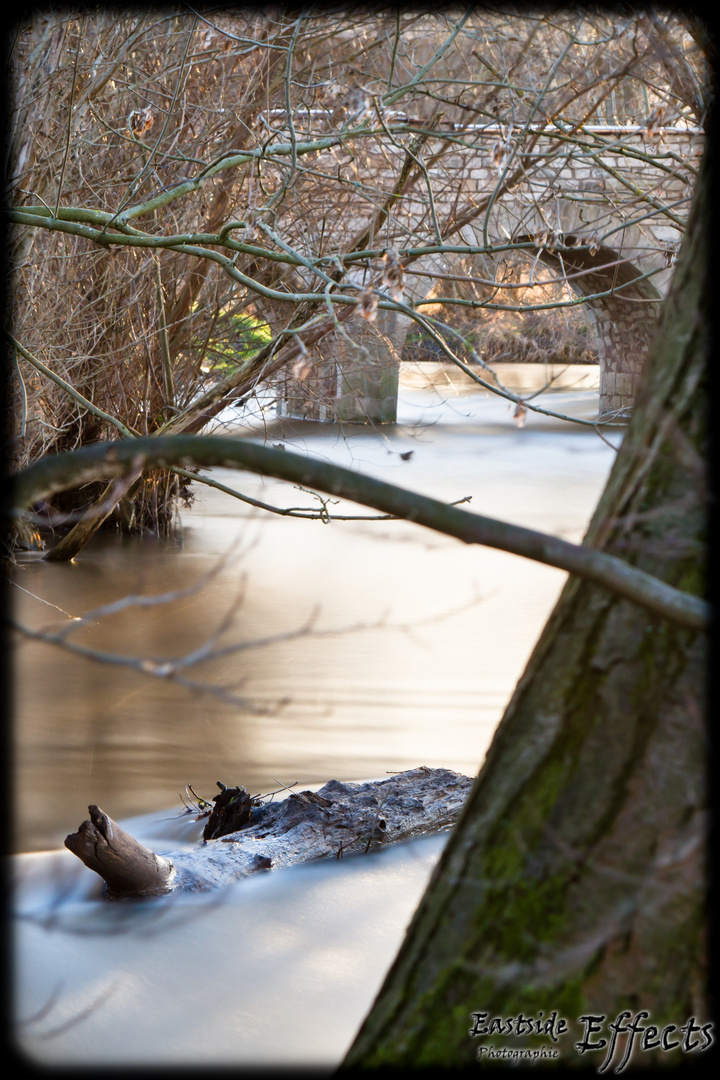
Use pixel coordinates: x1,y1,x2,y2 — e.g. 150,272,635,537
8,435,708,633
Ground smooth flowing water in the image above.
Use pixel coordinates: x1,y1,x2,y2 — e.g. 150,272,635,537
12,362,618,1066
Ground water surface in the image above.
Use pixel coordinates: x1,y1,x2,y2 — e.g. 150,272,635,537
13,362,618,1066
13,362,611,853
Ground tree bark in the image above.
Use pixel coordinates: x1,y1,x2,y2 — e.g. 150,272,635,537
341,149,709,1067
43,463,144,562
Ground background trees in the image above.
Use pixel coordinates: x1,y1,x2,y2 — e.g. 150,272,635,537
5,8,706,554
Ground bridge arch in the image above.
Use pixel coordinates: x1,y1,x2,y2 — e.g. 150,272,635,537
510,234,663,418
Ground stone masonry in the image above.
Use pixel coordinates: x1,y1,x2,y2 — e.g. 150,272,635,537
273,122,703,422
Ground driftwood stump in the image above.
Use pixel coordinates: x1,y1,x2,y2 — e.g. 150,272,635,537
65,767,474,898
64,804,175,897
202,782,254,841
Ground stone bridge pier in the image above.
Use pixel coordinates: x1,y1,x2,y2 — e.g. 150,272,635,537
274,259,447,425
274,259,438,424
275,305,405,424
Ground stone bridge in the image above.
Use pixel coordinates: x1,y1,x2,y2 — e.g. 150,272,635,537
271,122,703,423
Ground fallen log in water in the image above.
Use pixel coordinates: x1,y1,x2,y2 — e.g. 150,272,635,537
64,767,474,898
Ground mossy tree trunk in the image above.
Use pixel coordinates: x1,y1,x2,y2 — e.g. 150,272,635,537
342,149,709,1069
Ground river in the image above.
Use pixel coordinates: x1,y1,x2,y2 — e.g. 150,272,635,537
12,362,619,1066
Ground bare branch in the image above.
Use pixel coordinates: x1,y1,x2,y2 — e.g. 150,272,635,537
9,435,708,631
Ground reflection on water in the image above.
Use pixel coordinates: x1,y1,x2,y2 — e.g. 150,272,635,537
12,362,619,1066
13,363,615,854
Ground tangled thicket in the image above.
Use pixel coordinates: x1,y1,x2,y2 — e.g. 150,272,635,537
6,8,707,542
